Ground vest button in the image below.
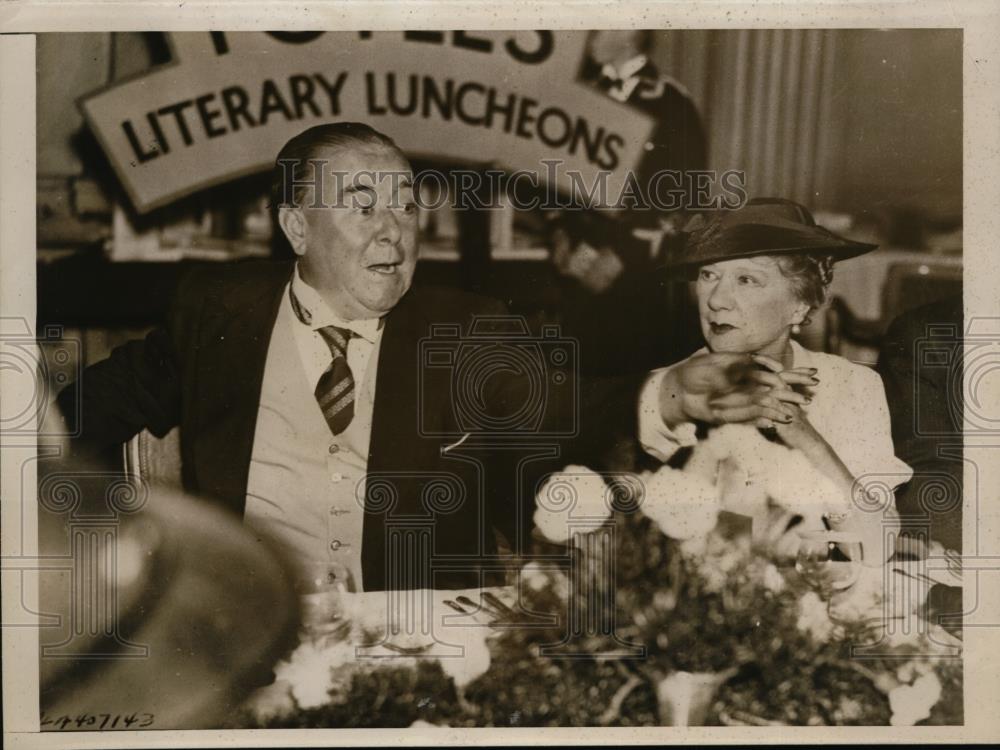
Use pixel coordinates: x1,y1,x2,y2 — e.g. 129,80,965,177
329,540,342,551
328,443,340,454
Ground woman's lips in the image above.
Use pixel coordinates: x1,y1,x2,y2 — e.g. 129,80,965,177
709,322,737,334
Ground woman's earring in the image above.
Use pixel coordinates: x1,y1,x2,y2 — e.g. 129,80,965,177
791,323,802,335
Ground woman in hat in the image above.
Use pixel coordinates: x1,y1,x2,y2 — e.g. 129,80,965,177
642,197,912,563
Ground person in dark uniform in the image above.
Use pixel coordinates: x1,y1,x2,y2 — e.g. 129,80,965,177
544,30,708,376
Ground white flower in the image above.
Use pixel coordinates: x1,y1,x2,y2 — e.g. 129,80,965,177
703,424,848,518
519,561,568,597
642,464,720,541
679,535,709,557
438,627,492,689
762,563,787,594
837,696,864,721
796,591,836,642
701,562,727,594
653,589,677,611
889,672,942,725
273,638,357,709
534,466,610,544
244,679,295,722
896,659,934,684
520,561,550,592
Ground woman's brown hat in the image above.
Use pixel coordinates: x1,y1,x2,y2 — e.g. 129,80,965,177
665,197,877,272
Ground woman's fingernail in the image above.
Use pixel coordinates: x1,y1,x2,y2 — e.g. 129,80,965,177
804,397,812,404
810,377,820,384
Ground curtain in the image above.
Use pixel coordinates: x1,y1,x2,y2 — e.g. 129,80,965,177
654,29,842,209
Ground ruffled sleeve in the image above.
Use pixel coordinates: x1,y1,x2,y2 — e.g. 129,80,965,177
637,366,698,463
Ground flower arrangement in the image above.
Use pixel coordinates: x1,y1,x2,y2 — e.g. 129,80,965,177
234,426,962,728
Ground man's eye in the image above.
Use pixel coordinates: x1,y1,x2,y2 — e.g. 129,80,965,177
698,269,715,281
738,275,758,285
401,202,418,214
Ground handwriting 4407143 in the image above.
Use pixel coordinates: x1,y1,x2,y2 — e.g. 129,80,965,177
40,712,155,731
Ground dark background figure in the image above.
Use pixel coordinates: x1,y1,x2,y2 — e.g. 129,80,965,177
876,295,963,631
538,30,708,376
877,295,963,552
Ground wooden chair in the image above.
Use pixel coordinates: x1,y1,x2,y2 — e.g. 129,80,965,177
123,427,183,487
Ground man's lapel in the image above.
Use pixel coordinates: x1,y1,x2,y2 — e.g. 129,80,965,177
368,289,436,466
362,287,449,590
190,262,293,515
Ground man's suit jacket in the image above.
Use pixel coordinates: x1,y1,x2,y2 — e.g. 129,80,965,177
876,296,963,553
60,260,643,590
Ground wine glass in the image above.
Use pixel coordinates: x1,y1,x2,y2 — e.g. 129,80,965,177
794,530,864,597
298,561,356,643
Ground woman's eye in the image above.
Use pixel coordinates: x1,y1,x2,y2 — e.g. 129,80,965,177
738,275,759,285
401,202,417,214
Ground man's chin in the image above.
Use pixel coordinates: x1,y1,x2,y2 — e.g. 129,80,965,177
358,283,412,316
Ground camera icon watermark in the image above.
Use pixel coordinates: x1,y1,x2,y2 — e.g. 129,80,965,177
33,470,150,660
914,315,1000,437
418,315,578,440
0,318,81,437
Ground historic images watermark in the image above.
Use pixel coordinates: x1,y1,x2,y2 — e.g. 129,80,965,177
274,160,748,213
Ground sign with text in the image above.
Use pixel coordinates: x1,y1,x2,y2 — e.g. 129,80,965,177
79,31,656,214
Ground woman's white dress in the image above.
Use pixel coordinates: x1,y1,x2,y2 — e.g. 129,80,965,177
638,340,913,527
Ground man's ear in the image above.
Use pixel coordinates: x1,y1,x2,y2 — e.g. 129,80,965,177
277,206,307,257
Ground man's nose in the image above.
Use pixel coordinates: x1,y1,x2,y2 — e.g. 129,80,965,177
376,207,401,245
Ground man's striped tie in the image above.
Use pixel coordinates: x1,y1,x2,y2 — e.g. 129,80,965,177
289,287,355,435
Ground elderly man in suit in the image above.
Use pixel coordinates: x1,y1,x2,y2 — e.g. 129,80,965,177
59,122,787,593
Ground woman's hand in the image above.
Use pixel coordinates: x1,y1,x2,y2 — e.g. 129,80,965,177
659,352,800,428
771,402,827,454
744,353,820,437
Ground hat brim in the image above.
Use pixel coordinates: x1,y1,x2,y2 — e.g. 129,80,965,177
663,222,878,275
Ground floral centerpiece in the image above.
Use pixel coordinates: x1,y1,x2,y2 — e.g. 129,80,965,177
234,425,962,728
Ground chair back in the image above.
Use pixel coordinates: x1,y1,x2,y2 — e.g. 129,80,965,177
123,427,183,487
